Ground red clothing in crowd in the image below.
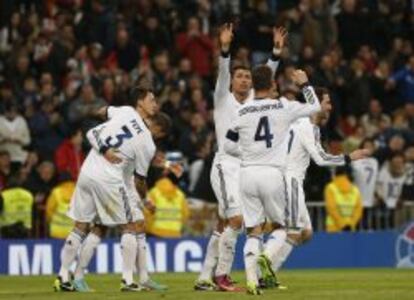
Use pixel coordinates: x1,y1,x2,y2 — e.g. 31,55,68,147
176,33,213,77
54,139,85,180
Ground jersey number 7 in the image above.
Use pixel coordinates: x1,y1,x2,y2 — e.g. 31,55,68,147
254,116,274,148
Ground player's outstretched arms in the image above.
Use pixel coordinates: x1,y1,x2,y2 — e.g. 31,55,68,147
266,26,287,76
214,23,233,104
349,148,372,161
94,106,109,120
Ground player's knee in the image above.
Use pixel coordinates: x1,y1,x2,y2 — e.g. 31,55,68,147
91,224,107,238
246,225,262,236
301,229,313,244
228,215,243,230
135,220,146,233
74,222,89,233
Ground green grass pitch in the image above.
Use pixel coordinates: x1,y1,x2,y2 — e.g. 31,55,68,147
0,269,414,300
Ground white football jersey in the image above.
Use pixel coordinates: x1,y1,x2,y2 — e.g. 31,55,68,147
352,158,379,207
376,164,406,208
286,117,346,180
225,87,321,168
84,106,156,182
213,55,279,160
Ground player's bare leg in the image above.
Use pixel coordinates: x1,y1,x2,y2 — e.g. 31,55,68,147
135,220,168,291
54,222,89,292
194,217,225,291
214,215,243,291
72,225,107,292
244,226,264,295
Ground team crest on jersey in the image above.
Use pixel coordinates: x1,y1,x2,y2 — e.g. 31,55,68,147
395,221,414,268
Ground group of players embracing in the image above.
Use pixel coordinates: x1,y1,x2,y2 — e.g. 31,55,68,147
194,24,370,295
53,24,369,295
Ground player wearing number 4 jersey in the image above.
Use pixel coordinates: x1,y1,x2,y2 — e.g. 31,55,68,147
54,87,171,293
195,24,286,292
224,66,321,295
271,88,371,274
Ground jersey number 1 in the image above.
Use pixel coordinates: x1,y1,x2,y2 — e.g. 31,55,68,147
254,116,274,148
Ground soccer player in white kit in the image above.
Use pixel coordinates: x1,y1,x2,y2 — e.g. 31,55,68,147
194,24,286,291
54,87,169,292
224,66,321,294
271,88,370,274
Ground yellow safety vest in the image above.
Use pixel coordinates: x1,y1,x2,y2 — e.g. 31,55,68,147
326,184,359,229
49,187,74,239
1,188,33,229
148,188,185,238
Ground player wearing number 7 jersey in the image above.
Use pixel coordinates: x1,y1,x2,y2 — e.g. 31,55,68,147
224,66,321,295
270,88,371,275
55,87,169,292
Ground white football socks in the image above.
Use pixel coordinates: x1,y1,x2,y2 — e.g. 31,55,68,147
263,229,287,264
121,232,138,285
198,231,221,281
136,233,149,284
272,238,296,271
215,226,239,277
59,228,86,282
74,232,101,280
244,235,261,285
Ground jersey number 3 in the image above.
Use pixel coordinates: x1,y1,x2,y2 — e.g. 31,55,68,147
254,116,274,148
105,125,133,148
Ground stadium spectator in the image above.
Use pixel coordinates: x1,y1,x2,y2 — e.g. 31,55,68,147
324,167,363,232
376,153,407,229
360,99,392,138
0,103,31,170
0,176,34,238
54,127,85,180
145,177,189,238
0,151,11,191
45,173,75,239
175,17,213,77
24,160,56,237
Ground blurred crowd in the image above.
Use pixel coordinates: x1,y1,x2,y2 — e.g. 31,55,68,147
0,0,413,238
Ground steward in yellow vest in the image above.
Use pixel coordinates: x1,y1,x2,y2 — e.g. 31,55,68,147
46,178,75,239
146,177,189,238
0,183,34,238
324,169,363,233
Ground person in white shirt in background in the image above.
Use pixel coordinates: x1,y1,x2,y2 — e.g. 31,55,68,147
0,103,30,169
351,138,379,229
195,23,286,292
376,152,407,229
271,87,370,276
224,65,321,294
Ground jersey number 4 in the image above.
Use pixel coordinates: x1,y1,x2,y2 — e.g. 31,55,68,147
254,116,274,148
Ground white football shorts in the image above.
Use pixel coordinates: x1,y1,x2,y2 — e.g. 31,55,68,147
67,173,144,226
210,156,241,219
284,173,312,231
239,166,287,228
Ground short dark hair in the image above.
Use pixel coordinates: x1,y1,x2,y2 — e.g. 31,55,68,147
314,87,329,100
252,65,273,91
151,112,172,136
230,65,251,78
128,86,153,107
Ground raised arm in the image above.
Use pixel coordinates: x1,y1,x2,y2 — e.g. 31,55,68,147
265,27,287,77
214,23,234,105
287,70,321,120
